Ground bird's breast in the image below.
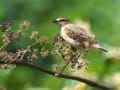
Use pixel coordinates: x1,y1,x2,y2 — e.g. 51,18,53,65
61,26,79,46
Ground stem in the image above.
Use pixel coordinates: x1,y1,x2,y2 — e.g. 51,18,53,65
0,60,113,90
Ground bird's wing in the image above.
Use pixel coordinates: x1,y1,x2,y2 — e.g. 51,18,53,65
64,25,107,52
65,25,91,42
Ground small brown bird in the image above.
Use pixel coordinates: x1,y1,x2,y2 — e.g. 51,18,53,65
53,17,108,52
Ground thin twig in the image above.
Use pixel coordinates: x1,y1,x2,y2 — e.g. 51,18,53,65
59,62,69,74
0,60,113,90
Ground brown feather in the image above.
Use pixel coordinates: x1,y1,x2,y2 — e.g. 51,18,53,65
64,24,96,48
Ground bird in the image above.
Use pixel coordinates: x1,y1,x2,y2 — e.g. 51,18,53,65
52,17,108,52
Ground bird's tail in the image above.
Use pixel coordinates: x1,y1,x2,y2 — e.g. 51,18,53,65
92,44,108,52
98,47,108,52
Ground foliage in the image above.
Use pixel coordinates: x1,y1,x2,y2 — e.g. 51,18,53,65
0,0,120,90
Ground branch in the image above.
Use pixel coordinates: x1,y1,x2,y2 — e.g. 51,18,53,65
3,60,113,90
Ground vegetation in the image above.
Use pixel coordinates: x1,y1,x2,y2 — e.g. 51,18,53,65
0,0,120,90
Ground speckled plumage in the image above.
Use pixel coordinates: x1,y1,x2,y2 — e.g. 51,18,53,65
53,17,108,52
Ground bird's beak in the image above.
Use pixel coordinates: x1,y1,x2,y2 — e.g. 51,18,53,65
52,19,57,23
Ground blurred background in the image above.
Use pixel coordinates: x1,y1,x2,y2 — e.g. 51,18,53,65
0,0,120,90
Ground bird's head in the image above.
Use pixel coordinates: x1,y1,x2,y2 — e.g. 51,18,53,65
52,17,71,26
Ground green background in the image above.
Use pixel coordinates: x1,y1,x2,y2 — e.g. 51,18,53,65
0,0,120,90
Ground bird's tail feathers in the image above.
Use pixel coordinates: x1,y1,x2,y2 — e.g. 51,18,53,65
93,44,108,52
98,47,108,52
